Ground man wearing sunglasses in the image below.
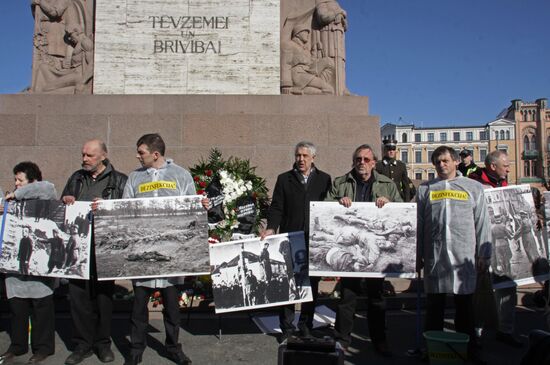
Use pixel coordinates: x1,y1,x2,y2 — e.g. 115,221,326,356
375,139,414,201
326,144,402,356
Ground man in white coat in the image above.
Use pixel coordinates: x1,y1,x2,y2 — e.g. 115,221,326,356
417,146,491,364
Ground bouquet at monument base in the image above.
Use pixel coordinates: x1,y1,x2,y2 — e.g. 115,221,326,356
190,149,269,243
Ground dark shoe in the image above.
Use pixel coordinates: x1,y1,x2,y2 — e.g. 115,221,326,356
0,351,18,362
28,353,49,364
496,331,523,348
277,330,295,344
65,349,93,365
373,340,393,357
168,351,192,365
96,347,115,363
123,354,142,365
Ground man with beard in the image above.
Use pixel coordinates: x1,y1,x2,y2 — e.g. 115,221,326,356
261,141,331,340
61,139,127,365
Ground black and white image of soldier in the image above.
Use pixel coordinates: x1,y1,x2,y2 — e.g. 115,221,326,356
0,200,92,279
93,195,209,280
485,185,548,288
308,201,417,278
209,232,313,314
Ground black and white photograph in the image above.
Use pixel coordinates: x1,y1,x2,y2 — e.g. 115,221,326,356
308,201,417,278
209,232,313,314
0,200,92,279
94,195,209,280
485,185,548,289
544,191,550,256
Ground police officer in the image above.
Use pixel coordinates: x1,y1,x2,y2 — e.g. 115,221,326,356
375,139,413,201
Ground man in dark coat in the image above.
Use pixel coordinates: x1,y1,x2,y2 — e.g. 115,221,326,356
61,139,128,365
18,227,33,275
261,141,331,340
375,139,414,201
47,229,65,273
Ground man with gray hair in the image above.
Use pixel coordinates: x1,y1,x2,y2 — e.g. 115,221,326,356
469,150,523,348
326,144,402,356
261,141,331,340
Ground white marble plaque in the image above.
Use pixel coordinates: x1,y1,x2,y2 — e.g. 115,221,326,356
94,0,280,94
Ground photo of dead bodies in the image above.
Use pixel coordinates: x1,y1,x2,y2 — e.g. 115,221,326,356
0,200,92,279
209,232,313,314
308,201,417,278
485,185,548,289
94,195,209,280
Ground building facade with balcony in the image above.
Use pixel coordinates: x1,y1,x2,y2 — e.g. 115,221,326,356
495,98,550,184
380,123,489,181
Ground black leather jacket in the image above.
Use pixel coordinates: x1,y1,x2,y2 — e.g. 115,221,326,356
61,160,127,200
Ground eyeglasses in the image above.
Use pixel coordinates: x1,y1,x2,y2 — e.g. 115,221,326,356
355,157,373,163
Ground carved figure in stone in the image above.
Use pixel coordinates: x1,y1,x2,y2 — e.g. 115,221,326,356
281,24,334,95
312,0,349,95
31,0,94,94
281,0,350,95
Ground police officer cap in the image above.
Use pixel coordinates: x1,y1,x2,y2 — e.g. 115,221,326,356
383,139,397,147
459,149,471,157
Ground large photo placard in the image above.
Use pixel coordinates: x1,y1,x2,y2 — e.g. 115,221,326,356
485,185,548,289
0,200,92,279
308,202,417,278
94,196,209,280
209,232,312,314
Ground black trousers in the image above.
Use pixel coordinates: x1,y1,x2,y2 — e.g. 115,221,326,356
334,277,386,344
425,293,475,342
68,279,114,352
279,277,319,332
8,295,55,356
130,285,182,356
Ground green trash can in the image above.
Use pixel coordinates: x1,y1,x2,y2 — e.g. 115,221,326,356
423,331,469,364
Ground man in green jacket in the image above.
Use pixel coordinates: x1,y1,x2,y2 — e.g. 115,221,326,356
326,144,402,356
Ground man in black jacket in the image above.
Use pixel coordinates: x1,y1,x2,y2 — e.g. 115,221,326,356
61,139,127,365
261,141,331,340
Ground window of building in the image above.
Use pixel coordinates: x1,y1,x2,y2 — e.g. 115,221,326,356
428,172,435,180
453,132,460,141
524,135,531,151
547,136,550,153
506,130,510,140
479,131,487,140
500,130,505,140
415,150,422,163
479,149,487,163
466,132,473,141
428,150,434,163
415,133,421,142
415,172,422,180
401,151,408,163
494,130,499,139
402,133,407,143
440,132,447,142
531,135,537,150
427,133,434,142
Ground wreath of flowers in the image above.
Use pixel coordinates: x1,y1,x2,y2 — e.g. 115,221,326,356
189,148,269,242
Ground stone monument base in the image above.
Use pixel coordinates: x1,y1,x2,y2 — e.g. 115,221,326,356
0,95,379,191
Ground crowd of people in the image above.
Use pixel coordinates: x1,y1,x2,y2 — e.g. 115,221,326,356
0,135,545,365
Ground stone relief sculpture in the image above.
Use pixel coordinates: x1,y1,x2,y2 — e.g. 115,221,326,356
281,0,350,95
31,0,94,94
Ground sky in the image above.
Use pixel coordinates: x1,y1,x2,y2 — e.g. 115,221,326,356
0,0,548,127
